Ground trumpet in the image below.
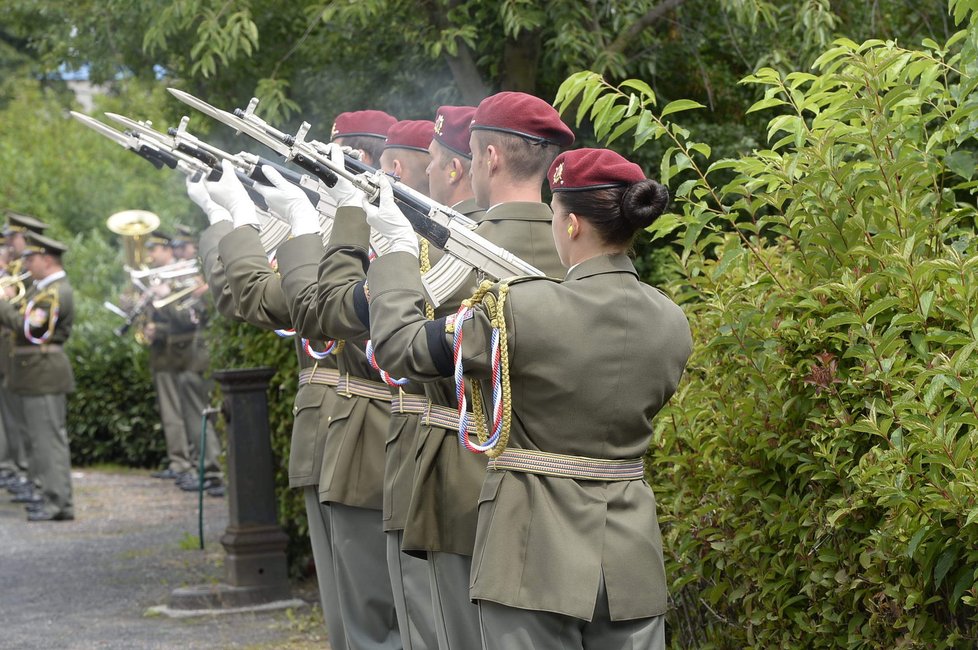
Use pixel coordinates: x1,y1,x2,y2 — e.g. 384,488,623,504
0,271,31,303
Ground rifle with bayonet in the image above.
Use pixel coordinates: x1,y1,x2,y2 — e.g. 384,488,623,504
167,89,544,283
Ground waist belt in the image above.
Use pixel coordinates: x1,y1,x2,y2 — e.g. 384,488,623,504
335,373,391,401
390,393,429,415
12,344,64,355
297,367,341,386
488,448,645,481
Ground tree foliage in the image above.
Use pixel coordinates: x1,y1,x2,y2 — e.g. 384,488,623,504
558,1,978,645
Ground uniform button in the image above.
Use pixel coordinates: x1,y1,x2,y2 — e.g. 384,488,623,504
328,416,332,422
292,407,298,415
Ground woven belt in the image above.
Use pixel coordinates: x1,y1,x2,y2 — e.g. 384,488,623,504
390,393,429,415
421,402,478,433
487,449,645,481
297,367,341,387
12,344,63,355
335,374,391,401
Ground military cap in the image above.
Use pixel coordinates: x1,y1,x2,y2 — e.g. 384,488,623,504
433,106,476,158
470,92,575,147
384,120,435,154
21,231,68,257
548,148,645,193
4,211,50,236
144,230,173,249
330,110,397,142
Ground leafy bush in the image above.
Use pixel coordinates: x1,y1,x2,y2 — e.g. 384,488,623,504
558,1,978,646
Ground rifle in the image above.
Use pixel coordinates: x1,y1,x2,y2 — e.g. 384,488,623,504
70,111,292,254
168,89,544,283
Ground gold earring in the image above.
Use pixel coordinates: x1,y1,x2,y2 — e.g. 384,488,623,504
567,225,574,236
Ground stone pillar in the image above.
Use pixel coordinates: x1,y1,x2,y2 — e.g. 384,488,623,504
169,367,292,610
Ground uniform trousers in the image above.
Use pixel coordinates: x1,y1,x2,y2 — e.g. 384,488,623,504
153,370,193,473
21,393,72,517
0,384,28,476
303,487,348,650
330,502,402,650
176,369,221,480
386,529,436,650
477,575,665,650
428,551,481,650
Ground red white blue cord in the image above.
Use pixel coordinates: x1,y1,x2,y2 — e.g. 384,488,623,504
365,339,409,387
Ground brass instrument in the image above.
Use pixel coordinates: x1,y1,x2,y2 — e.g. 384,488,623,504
106,210,160,270
0,271,31,304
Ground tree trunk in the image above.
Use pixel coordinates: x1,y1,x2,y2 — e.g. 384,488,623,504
500,28,541,94
445,40,492,104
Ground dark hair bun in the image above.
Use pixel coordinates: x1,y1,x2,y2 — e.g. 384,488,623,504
620,180,669,230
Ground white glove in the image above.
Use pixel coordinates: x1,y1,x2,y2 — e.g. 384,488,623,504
185,175,230,225
325,143,361,208
253,165,321,237
205,160,258,228
364,174,418,257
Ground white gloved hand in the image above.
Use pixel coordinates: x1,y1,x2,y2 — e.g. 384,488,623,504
364,174,418,257
254,165,320,237
185,174,230,225
205,160,258,228
325,143,361,208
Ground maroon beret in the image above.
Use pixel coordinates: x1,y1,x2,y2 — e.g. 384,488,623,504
433,105,476,158
330,110,397,141
548,148,646,192
471,91,575,147
384,120,435,153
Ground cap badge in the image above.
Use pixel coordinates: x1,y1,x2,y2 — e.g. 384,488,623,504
434,114,444,136
330,122,339,140
552,162,565,186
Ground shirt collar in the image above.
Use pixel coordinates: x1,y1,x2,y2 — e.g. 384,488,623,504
484,201,553,222
36,270,66,289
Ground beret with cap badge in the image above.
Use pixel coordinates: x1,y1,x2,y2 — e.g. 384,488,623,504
548,148,646,193
471,92,575,147
433,105,476,158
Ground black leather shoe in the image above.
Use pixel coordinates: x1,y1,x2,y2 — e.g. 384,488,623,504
150,468,182,479
27,509,74,522
206,484,226,498
6,477,32,494
174,472,197,488
179,476,222,492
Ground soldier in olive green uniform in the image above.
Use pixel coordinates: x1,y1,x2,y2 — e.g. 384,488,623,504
267,110,402,650
366,148,692,649
392,94,570,650
143,232,222,493
189,170,350,650
0,232,77,522
258,119,439,650
1,213,52,502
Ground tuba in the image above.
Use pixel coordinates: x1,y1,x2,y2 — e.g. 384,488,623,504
106,210,160,270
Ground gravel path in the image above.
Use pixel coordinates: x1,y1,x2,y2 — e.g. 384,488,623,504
0,469,330,650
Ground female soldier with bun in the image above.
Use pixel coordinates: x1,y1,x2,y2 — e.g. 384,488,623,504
365,147,692,649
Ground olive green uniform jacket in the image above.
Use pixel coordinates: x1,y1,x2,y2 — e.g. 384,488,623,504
398,201,563,558
277,232,387,510
368,251,691,621
0,273,75,395
217,225,339,490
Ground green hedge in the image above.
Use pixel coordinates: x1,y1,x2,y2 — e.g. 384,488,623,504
560,5,978,646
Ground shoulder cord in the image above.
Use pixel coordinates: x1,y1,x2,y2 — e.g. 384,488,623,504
364,241,433,387
452,280,513,458
23,287,60,345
